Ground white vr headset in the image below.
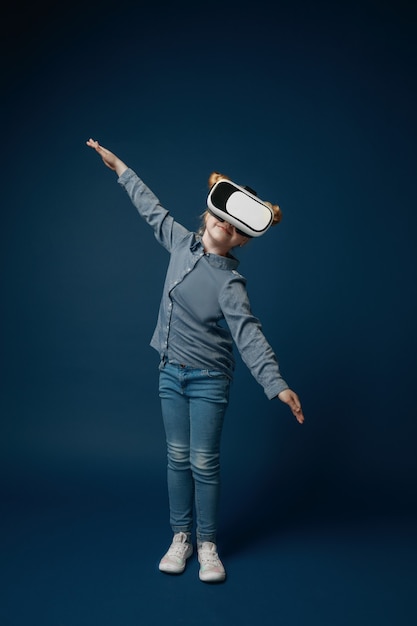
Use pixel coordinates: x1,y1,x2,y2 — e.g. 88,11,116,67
207,179,274,238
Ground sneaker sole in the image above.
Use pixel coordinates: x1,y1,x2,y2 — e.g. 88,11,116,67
159,563,186,574
159,548,193,574
199,570,226,583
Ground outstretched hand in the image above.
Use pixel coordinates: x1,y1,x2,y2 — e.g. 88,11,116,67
86,138,128,177
278,389,305,424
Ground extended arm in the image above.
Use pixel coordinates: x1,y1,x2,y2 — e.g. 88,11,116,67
221,277,304,424
86,138,189,252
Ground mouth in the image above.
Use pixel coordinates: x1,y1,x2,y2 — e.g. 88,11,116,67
217,223,231,234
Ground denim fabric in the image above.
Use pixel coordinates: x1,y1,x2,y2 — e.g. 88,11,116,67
159,363,230,543
118,168,288,399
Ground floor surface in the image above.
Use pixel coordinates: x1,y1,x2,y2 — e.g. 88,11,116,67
2,478,416,626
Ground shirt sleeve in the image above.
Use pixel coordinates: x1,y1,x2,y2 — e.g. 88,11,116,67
117,168,189,252
219,273,289,400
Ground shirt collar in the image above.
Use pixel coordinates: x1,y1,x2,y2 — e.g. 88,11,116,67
191,235,240,270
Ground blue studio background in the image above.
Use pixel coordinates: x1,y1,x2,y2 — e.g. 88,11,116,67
1,1,416,625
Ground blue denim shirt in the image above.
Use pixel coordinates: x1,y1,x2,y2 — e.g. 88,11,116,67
118,168,288,399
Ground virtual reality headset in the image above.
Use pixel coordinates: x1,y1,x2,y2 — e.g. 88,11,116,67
207,179,274,238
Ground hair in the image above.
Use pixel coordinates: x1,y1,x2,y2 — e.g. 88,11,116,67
206,171,282,226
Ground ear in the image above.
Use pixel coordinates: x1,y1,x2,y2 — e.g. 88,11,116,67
239,237,250,247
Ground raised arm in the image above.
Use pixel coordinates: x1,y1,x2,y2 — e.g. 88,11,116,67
86,138,190,253
86,138,128,177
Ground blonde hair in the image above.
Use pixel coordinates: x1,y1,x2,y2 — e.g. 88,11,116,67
207,171,282,225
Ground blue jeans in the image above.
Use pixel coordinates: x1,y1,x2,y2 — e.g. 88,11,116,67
159,363,231,543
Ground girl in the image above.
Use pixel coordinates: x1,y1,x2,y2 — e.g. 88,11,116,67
86,139,304,583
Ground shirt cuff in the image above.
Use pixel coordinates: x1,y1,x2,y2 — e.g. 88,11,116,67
117,167,136,185
264,379,289,400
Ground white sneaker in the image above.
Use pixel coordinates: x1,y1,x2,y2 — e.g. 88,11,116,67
159,532,193,574
198,542,226,582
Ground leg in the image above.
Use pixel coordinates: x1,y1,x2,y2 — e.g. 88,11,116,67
187,369,230,544
159,365,194,534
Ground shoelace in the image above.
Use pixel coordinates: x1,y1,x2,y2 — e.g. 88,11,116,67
199,546,221,567
167,536,190,558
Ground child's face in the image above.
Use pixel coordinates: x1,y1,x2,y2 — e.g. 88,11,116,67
204,213,249,250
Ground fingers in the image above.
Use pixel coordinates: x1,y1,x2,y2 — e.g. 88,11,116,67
294,406,305,424
291,395,304,424
289,396,304,423
86,138,102,152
